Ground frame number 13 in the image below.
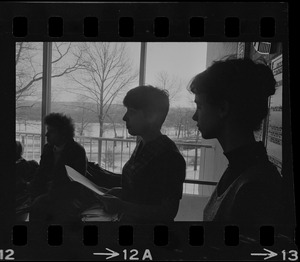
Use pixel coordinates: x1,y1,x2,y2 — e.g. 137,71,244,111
282,250,298,261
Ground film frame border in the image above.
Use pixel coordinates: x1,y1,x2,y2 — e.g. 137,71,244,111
0,2,296,261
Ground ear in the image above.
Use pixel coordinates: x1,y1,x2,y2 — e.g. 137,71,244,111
219,100,230,119
144,111,161,128
147,113,158,124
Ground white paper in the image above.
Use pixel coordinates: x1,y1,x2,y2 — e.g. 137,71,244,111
65,165,106,197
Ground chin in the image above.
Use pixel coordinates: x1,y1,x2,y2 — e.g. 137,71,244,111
199,131,208,139
127,129,136,136
201,133,216,140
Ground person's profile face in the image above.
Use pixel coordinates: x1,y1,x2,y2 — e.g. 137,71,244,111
45,125,64,146
192,94,222,139
122,107,148,136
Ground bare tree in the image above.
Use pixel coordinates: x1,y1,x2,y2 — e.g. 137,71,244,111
16,42,84,110
106,114,118,138
68,42,138,164
16,42,41,109
75,97,93,137
155,71,182,102
77,107,91,137
168,107,196,139
175,107,185,139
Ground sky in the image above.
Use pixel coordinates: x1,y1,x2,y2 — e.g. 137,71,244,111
21,42,208,108
145,42,207,107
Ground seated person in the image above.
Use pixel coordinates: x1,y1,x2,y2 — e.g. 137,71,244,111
16,141,39,218
100,85,186,223
189,57,286,225
29,113,88,223
16,140,39,182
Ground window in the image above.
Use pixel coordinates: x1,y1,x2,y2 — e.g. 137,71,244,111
145,42,214,196
16,42,43,162
15,41,216,196
50,42,140,170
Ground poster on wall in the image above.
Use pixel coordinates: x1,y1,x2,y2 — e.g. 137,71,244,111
266,54,282,173
237,42,245,58
254,120,265,142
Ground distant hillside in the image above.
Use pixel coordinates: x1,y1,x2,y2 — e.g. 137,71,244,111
16,100,195,128
16,101,126,123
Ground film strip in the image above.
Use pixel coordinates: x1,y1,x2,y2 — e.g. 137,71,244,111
0,2,296,261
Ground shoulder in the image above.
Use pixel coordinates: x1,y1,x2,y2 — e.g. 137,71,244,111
43,143,53,152
16,158,29,169
159,149,186,183
160,136,182,154
40,144,53,158
67,139,86,153
232,163,285,223
243,161,282,184
164,150,186,166
27,160,39,168
159,136,186,165
161,135,178,147
236,161,282,197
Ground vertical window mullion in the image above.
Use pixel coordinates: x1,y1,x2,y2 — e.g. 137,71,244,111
136,42,147,145
139,42,147,86
41,42,52,150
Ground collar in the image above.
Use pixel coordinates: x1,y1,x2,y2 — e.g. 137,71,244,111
133,134,175,159
53,143,66,153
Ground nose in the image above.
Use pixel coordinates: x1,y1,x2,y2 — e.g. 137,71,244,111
123,112,127,122
192,111,198,122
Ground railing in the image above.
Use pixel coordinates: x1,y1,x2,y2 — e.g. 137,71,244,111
16,132,217,196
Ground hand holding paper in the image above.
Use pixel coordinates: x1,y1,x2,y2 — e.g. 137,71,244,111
101,194,123,214
65,165,108,197
65,165,123,215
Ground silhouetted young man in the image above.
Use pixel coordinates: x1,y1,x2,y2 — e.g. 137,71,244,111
30,113,88,223
101,85,186,223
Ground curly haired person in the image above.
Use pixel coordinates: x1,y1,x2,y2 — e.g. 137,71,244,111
30,113,88,223
189,58,285,225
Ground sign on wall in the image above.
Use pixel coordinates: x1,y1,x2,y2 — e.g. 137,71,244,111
266,54,282,172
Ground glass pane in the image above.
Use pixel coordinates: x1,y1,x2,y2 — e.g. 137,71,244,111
16,42,43,162
145,42,211,196
50,42,140,172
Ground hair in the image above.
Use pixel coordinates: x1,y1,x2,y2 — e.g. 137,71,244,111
44,113,75,139
188,57,276,131
123,85,170,127
16,140,23,160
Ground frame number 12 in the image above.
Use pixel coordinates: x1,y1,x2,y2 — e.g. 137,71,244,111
0,250,15,261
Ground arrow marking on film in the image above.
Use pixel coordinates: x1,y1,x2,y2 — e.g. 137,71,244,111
93,248,119,260
251,248,278,260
